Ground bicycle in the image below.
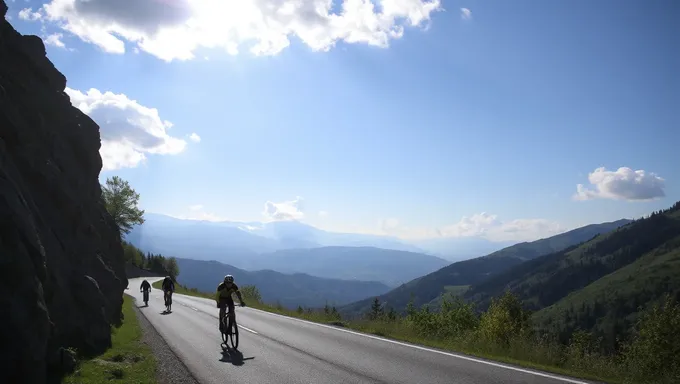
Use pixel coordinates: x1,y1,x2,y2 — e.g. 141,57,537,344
220,303,245,350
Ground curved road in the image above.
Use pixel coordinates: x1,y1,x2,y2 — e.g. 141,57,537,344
127,278,594,384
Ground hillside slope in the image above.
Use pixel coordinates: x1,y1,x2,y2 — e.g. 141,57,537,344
339,219,631,316
175,258,391,308
465,202,680,347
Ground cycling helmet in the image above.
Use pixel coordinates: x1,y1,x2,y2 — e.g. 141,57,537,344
224,275,234,283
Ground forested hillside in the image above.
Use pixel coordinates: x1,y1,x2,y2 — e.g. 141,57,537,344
465,202,680,349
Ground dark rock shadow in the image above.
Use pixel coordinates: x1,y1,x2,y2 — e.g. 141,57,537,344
219,348,254,366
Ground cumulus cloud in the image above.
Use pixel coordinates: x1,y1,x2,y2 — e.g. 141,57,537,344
188,132,201,143
65,87,188,171
574,167,666,201
263,196,304,221
380,213,565,242
460,7,471,20
28,0,442,61
18,7,42,21
44,33,66,47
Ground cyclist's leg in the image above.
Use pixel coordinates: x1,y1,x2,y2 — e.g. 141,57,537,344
218,303,226,332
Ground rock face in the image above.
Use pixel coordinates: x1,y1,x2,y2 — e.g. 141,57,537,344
0,2,127,383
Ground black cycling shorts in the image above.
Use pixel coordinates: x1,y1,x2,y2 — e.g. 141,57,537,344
218,298,235,311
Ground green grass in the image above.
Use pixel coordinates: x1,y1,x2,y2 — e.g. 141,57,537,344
63,295,156,384
154,280,629,383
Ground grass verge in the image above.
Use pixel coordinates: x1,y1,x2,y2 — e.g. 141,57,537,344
63,295,156,384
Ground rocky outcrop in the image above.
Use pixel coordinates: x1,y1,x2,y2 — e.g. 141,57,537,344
0,2,127,382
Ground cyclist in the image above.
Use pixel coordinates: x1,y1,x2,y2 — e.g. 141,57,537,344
139,279,151,306
161,276,175,309
215,275,245,333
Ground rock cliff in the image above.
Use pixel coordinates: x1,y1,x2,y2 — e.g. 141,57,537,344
0,1,128,382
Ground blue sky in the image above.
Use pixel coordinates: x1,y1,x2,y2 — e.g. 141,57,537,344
6,0,679,242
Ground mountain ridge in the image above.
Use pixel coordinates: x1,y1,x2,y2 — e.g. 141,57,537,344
339,218,633,316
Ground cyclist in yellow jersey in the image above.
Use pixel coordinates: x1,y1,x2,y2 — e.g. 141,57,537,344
215,275,246,332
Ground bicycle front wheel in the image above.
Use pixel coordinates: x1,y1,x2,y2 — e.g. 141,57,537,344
226,315,239,350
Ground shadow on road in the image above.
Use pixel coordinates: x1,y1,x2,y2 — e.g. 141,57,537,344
219,348,254,366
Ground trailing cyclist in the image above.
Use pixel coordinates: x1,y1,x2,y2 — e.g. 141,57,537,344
161,276,175,309
140,279,151,306
215,275,246,333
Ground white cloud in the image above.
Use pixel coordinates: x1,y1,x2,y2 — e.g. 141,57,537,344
460,7,472,20
65,87,188,171
18,7,42,20
30,0,442,61
189,204,204,211
263,196,304,221
380,213,565,242
319,210,329,218
574,167,666,201
44,33,66,48
188,132,201,143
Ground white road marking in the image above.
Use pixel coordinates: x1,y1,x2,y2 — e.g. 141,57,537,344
238,325,259,334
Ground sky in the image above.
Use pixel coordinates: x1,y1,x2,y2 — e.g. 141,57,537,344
5,0,679,243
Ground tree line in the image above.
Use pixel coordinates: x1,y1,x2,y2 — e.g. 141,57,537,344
102,175,180,280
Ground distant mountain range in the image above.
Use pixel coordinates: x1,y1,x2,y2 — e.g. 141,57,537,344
126,213,517,262
126,212,425,255
125,213,455,285
174,258,391,309
339,219,633,316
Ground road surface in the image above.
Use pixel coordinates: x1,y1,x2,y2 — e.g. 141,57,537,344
127,277,594,384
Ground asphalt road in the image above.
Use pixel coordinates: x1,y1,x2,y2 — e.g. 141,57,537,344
127,277,594,384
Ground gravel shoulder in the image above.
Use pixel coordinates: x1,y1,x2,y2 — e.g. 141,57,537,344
133,301,200,384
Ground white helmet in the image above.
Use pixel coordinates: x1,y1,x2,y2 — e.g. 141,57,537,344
224,275,234,283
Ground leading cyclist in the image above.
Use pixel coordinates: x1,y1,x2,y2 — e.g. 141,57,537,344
215,275,245,333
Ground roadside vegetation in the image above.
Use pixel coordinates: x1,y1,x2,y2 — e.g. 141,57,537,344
63,295,157,384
